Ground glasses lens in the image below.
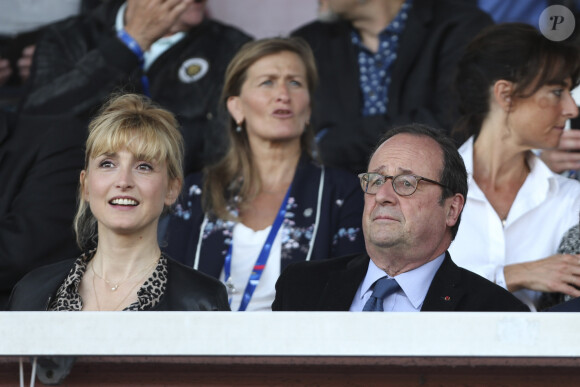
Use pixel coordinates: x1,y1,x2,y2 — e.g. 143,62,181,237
393,175,417,196
360,173,382,194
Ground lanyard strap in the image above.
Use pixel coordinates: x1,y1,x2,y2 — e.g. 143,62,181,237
224,184,292,311
117,29,151,97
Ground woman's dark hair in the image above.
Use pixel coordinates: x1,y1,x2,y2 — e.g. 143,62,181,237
453,23,580,144
373,124,468,240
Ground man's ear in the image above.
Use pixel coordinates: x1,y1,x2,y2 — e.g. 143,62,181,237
227,96,244,125
165,178,182,206
445,193,465,228
493,80,514,112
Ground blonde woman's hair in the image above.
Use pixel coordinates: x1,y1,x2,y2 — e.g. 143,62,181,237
204,37,319,220
73,93,184,250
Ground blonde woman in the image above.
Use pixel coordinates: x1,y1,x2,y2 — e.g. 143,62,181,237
9,93,229,311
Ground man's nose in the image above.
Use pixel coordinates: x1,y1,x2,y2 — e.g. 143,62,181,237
374,178,398,204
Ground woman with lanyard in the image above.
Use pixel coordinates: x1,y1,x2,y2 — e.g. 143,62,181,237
163,37,365,311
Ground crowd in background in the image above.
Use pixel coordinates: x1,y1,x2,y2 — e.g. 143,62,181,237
2,0,580,314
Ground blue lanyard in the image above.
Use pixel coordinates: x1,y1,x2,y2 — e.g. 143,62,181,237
117,29,151,97
224,184,292,311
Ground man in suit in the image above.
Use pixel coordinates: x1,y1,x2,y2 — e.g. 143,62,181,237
292,0,493,174
272,124,529,312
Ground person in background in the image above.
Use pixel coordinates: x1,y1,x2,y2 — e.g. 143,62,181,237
0,112,85,310
0,0,99,111
448,23,580,311
18,0,252,175
272,124,528,312
538,217,580,309
291,0,493,174
163,38,365,311
9,93,229,312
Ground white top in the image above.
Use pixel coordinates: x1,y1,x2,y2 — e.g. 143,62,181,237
219,223,282,312
350,254,445,312
0,0,81,36
449,137,580,310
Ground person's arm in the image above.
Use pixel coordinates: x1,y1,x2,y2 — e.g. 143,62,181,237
504,254,580,298
20,21,141,116
21,0,193,116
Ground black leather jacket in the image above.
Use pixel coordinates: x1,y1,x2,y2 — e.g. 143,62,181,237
8,256,230,311
20,0,252,175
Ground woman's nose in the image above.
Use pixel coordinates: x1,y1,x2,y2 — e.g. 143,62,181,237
116,167,135,189
276,84,290,102
563,91,579,119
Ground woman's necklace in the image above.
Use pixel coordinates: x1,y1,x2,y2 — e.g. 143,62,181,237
91,258,159,311
91,256,159,291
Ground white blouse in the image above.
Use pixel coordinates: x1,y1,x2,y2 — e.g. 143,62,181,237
219,223,282,311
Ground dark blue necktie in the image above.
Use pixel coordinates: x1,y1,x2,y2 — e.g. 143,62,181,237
363,277,400,311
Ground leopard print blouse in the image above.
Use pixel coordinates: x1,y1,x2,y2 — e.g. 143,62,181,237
48,250,168,311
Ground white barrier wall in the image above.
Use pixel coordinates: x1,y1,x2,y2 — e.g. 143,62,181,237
1,312,578,357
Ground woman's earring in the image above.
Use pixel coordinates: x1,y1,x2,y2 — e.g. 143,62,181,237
236,123,242,133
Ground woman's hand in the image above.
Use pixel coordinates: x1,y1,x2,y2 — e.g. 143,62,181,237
540,129,580,173
124,0,193,51
505,254,580,297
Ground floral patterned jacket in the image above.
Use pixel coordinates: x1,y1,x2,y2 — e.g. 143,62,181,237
162,156,365,279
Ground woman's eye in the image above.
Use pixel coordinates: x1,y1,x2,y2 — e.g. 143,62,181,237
99,160,114,168
260,79,273,86
137,163,153,171
552,89,563,97
289,79,302,87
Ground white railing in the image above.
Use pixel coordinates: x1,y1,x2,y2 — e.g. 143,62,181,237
1,312,577,357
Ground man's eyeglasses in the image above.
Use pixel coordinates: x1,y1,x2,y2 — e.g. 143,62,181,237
358,172,448,196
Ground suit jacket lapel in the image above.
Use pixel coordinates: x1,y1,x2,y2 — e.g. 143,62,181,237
422,252,465,311
319,254,369,311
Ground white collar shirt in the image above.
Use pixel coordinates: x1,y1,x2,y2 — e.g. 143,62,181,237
350,253,445,312
449,136,580,311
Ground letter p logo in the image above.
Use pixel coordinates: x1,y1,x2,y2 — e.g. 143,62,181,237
540,5,575,41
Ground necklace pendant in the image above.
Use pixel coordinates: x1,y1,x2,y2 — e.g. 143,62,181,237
225,277,237,296
111,284,119,291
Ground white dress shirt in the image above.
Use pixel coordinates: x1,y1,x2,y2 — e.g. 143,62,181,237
449,137,580,311
350,253,445,312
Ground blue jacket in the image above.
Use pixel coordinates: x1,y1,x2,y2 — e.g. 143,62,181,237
163,156,365,279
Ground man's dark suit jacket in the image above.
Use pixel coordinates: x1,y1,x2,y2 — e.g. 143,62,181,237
272,252,529,312
292,0,493,174
546,297,580,312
